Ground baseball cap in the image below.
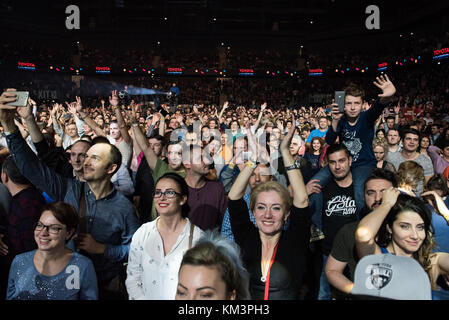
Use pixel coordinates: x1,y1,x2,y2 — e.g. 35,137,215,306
350,254,431,300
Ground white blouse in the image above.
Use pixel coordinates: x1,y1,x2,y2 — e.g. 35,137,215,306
125,218,203,300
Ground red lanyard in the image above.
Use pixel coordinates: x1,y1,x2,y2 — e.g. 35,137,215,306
263,242,279,300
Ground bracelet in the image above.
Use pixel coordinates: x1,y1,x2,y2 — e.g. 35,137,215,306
229,163,235,169
247,160,257,169
132,123,139,127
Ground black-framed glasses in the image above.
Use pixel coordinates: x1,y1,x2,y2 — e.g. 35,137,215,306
34,222,65,234
153,190,182,199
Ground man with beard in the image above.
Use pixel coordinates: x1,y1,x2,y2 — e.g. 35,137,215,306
182,145,227,231
316,144,359,300
324,168,397,299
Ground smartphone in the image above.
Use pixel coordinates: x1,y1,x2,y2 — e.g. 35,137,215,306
334,91,345,113
6,91,29,107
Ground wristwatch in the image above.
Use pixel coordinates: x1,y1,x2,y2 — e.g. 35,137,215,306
285,162,301,171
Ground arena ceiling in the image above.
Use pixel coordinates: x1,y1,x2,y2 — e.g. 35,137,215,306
1,0,448,50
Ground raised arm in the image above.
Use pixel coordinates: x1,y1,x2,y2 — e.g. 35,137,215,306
355,187,400,258
252,102,267,132
217,101,229,121
280,114,308,208
129,102,158,171
76,97,107,137
18,98,45,143
110,92,132,144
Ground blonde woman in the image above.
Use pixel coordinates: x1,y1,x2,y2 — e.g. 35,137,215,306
372,140,395,172
227,115,311,300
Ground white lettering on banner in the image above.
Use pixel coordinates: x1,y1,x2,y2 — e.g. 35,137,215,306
365,5,380,30
325,195,357,217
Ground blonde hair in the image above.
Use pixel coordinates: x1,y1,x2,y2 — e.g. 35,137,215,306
250,181,292,214
397,161,424,190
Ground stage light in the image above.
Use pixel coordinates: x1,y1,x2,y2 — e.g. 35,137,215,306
266,71,269,74
70,67,74,70
50,66,53,69
61,67,65,70
361,69,365,73
335,69,338,72
355,67,359,71
148,71,151,74
143,69,146,72
415,59,418,63
123,68,126,72
365,67,368,70
341,70,344,74
346,68,349,71
80,68,82,71
164,17,167,20
223,69,226,72
195,69,198,73
396,61,398,65
219,72,222,75
56,68,60,71
418,56,421,59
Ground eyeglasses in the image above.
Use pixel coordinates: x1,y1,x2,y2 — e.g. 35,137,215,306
153,190,182,199
34,222,65,234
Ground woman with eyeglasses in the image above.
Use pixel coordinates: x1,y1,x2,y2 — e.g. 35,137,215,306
126,173,203,300
6,202,98,300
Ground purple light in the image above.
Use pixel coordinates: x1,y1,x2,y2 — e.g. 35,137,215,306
56,68,60,71
355,67,359,71
272,72,275,75
340,70,344,74
400,63,403,66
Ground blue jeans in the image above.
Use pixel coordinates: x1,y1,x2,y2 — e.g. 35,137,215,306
309,164,376,229
318,254,331,300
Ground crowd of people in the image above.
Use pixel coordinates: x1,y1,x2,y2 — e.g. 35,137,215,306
1,53,449,301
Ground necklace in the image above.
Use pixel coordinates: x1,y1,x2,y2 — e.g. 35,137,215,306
260,242,279,283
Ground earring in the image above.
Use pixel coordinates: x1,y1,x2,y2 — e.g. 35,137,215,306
386,232,392,242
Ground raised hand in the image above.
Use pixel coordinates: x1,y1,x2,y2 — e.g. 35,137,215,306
381,187,400,208
280,114,296,154
373,74,396,98
75,96,83,112
260,102,267,111
0,89,18,110
109,90,119,108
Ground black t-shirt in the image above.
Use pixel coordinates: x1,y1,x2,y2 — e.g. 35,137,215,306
321,179,358,255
